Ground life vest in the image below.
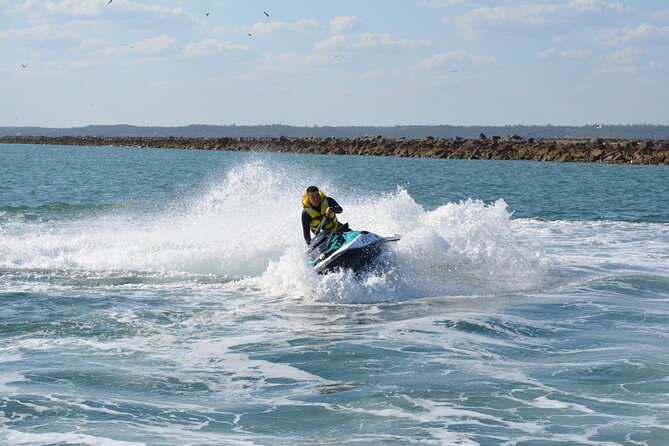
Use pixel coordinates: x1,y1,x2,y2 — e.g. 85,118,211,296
303,191,339,234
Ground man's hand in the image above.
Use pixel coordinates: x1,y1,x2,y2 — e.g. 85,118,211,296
325,207,334,217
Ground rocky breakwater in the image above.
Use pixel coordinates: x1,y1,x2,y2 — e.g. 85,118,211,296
2,135,668,164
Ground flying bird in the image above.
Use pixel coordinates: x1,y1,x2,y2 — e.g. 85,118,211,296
21,64,27,68
206,12,210,16
248,33,253,37
107,0,112,4
264,11,270,18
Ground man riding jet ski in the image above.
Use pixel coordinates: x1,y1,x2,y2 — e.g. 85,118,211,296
302,186,400,274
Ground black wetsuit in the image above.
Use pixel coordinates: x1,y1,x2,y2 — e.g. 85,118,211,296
302,196,343,245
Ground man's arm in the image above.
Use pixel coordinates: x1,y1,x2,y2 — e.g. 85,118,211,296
302,211,313,245
326,197,343,214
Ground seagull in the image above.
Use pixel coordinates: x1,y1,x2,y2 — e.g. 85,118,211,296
122,43,134,48
248,33,253,37
264,11,270,18
21,64,27,68
206,12,210,16
334,54,342,58
107,0,112,4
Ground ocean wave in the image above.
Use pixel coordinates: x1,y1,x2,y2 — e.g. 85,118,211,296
1,160,666,304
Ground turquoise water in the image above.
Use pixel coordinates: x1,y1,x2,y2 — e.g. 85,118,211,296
1,143,668,445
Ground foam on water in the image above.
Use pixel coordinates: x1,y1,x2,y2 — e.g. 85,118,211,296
1,160,552,303
3,430,147,446
1,161,297,276
3,150,669,445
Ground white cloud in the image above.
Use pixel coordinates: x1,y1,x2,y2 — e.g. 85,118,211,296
182,39,249,58
361,68,412,80
457,1,629,39
537,48,589,60
648,60,667,71
16,38,176,74
595,65,638,75
419,0,474,7
598,46,643,66
74,38,113,52
651,10,669,21
596,23,669,45
316,32,430,51
567,0,626,14
314,34,348,51
53,57,117,71
330,16,363,35
133,34,177,55
420,50,467,67
211,25,243,35
311,15,432,65
121,1,186,18
0,24,79,44
44,0,105,17
560,49,590,59
469,54,497,66
260,52,303,65
248,18,321,35
92,35,177,59
11,0,103,18
354,33,430,50
261,52,337,71
537,48,556,59
420,50,497,68
10,0,199,28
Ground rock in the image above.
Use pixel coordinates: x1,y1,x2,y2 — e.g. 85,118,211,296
0,135,667,164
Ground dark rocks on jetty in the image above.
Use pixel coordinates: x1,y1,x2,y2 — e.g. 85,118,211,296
1,135,668,164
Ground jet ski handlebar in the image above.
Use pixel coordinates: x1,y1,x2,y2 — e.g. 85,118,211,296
314,215,330,235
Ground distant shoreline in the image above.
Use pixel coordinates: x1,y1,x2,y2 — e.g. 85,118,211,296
1,135,668,164
2,124,669,140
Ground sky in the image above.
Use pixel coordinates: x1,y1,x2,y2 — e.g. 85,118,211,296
1,0,668,127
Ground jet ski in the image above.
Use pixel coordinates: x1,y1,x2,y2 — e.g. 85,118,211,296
307,218,401,274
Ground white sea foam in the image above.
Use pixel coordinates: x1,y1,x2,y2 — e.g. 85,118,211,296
0,160,551,303
3,159,667,304
166,337,330,384
0,161,301,276
3,430,146,446
531,396,595,413
3,147,668,446
257,189,548,302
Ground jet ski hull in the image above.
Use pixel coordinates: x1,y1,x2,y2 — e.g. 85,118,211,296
309,230,400,274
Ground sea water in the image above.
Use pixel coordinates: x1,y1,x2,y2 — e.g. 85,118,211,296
1,143,668,445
